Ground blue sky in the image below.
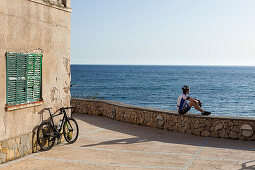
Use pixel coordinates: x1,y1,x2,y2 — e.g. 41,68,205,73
71,0,255,66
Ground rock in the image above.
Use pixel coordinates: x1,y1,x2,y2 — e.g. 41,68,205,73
229,121,234,126
201,130,210,137
219,130,228,138
15,148,20,158
199,123,206,128
192,129,201,136
172,116,178,123
229,131,237,139
0,153,7,164
212,131,219,138
204,121,211,126
173,126,178,132
232,126,240,133
194,121,199,129
6,149,15,161
186,130,192,135
15,138,20,144
205,125,211,132
213,120,221,127
215,123,223,131
233,120,240,126
2,140,8,148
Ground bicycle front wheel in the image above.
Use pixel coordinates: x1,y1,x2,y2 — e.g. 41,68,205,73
37,121,55,151
63,117,79,144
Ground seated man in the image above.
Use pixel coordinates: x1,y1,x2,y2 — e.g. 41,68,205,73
177,85,211,115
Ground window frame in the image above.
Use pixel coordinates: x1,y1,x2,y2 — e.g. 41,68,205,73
6,52,43,107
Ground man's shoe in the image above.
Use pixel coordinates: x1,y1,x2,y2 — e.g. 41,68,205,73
202,111,211,115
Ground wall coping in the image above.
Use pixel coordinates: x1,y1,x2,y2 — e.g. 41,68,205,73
71,98,255,121
28,0,72,13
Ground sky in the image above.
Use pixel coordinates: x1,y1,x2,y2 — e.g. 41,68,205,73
71,0,255,66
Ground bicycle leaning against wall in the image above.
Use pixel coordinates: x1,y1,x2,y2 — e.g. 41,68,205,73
37,107,79,151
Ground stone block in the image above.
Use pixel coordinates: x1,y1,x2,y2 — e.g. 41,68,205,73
8,139,15,149
172,116,178,123
1,140,8,148
215,123,223,131
232,126,240,133
18,145,24,156
193,123,199,129
15,137,21,144
15,148,20,158
206,125,212,132
1,148,8,154
20,135,27,146
211,131,219,138
212,120,221,127
233,120,240,126
6,149,15,161
192,129,201,136
219,130,228,138
204,121,211,126
186,129,192,135
173,126,178,132
229,121,234,126
201,130,210,137
229,131,237,139
238,133,245,140
0,153,7,164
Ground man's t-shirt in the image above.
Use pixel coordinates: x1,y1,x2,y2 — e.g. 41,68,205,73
177,93,189,111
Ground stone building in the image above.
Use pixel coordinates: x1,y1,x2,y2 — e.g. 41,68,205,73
0,0,71,163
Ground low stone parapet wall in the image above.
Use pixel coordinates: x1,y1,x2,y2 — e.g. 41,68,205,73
71,98,255,141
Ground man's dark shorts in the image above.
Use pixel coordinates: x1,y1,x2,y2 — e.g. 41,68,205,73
178,105,191,114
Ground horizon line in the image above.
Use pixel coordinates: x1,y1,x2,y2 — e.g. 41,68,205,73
70,64,255,67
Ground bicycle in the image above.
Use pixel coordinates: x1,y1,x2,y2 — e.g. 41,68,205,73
37,107,79,151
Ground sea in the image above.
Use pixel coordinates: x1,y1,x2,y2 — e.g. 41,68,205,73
71,65,255,117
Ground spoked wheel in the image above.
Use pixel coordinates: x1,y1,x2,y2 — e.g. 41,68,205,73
37,121,55,151
63,117,79,144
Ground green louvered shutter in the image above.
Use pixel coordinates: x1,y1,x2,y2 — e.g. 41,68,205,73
6,52,42,106
27,53,42,102
6,53,27,105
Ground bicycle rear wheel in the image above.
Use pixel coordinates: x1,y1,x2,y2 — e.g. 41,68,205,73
63,117,79,144
37,121,55,151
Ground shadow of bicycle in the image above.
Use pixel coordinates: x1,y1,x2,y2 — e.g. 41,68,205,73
239,160,255,170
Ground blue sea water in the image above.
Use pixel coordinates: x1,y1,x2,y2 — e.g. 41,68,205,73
71,65,255,117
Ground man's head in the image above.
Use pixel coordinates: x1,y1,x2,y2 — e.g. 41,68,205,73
182,85,190,94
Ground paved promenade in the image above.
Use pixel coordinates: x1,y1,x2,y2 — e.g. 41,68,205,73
1,113,255,170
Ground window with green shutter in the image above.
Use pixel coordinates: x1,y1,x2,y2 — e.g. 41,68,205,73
6,52,42,106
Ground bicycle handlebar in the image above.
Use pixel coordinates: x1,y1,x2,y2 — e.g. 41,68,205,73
43,107,75,116
44,107,52,111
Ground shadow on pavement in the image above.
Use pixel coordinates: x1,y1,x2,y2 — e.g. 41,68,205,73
74,113,255,151
82,137,149,147
239,160,255,170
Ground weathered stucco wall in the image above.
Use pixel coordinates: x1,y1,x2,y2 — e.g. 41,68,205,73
0,0,71,143
71,99,255,141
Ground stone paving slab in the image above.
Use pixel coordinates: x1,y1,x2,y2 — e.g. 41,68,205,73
36,146,189,168
1,113,255,170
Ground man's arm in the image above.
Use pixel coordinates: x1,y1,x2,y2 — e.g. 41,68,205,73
187,96,198,101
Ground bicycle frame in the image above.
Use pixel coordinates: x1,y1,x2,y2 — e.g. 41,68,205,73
45,108,74,137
